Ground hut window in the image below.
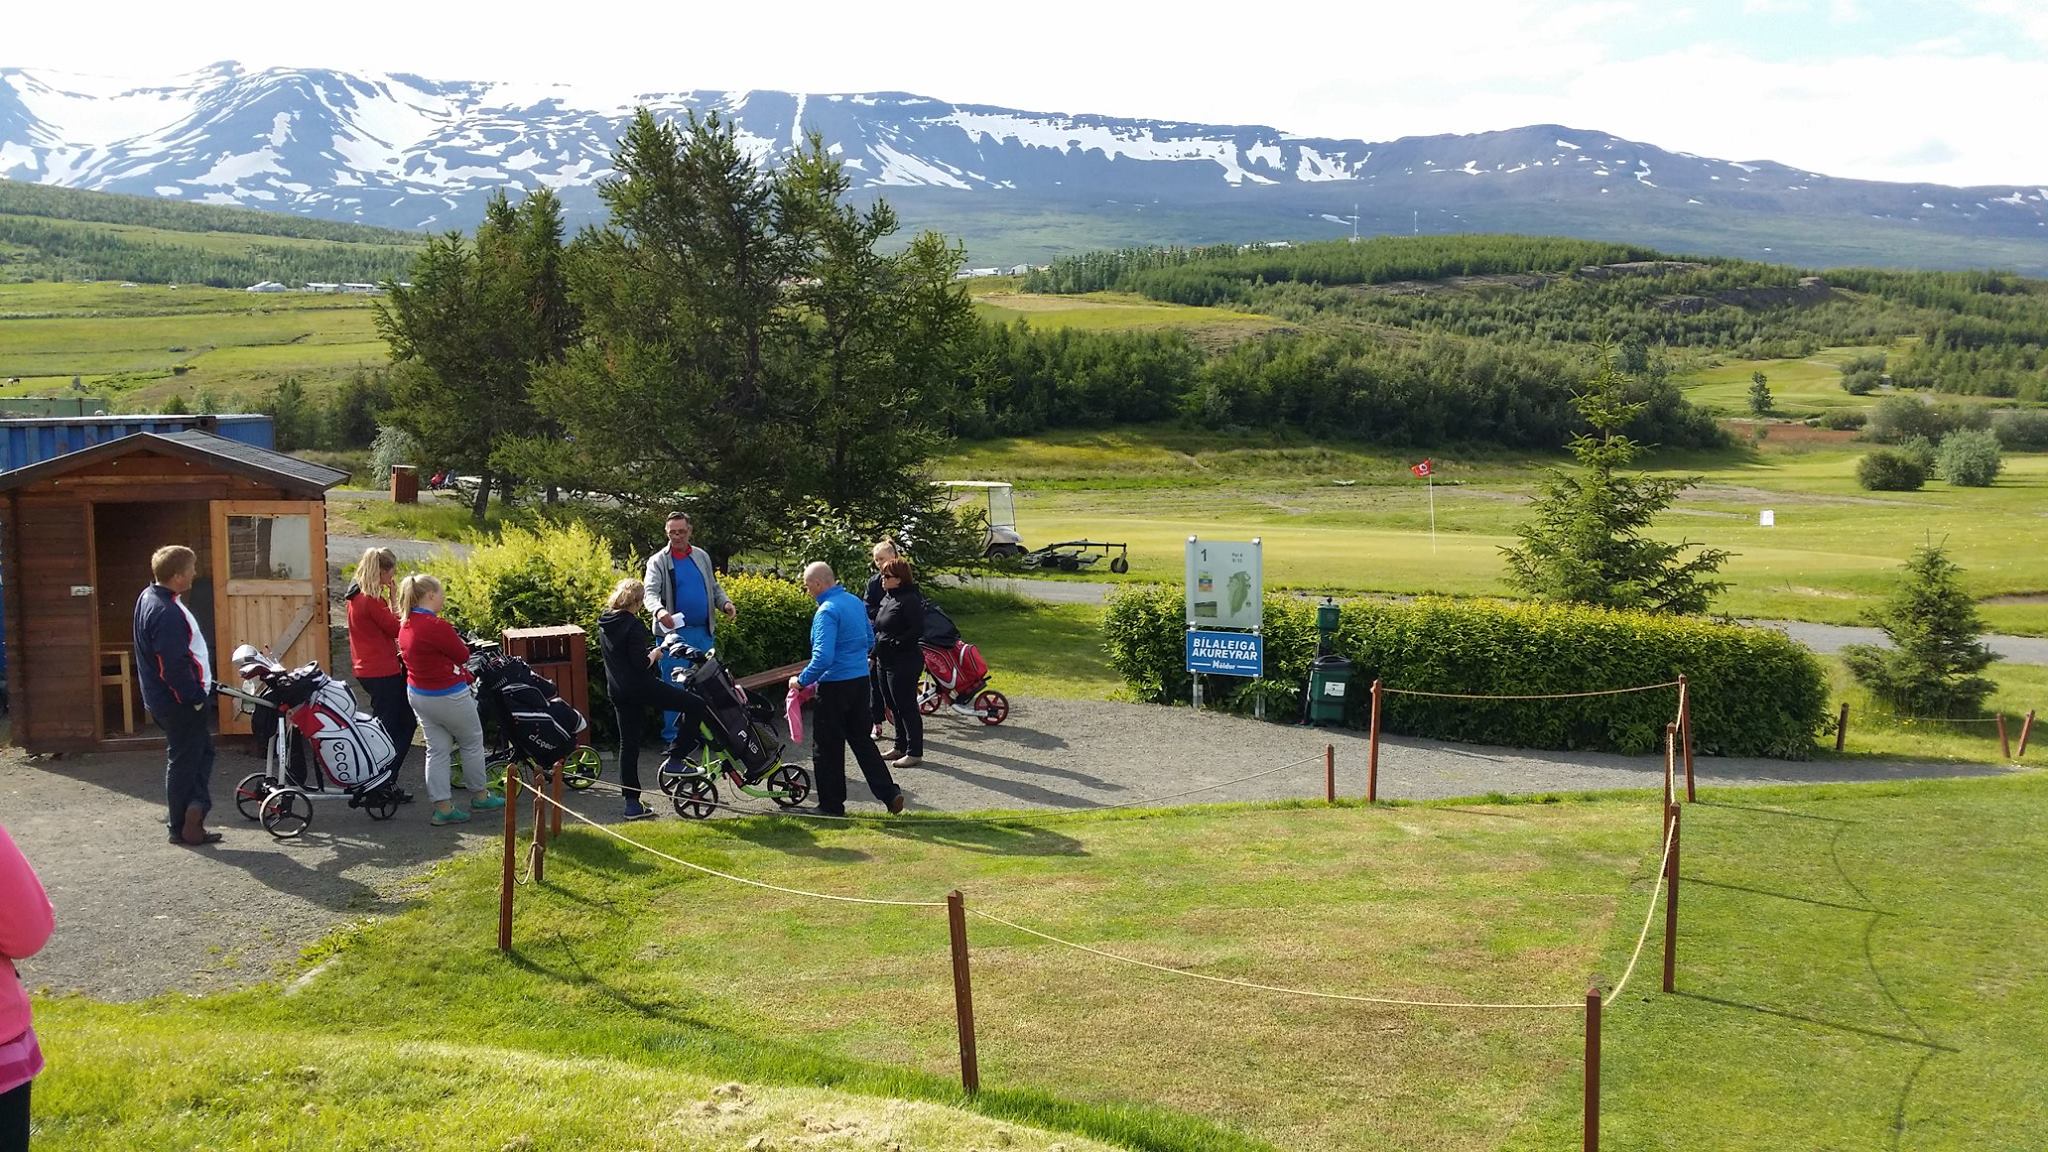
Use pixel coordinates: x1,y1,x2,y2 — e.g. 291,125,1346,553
227,514,313,581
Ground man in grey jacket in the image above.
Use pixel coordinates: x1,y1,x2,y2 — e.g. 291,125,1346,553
642,511,736,743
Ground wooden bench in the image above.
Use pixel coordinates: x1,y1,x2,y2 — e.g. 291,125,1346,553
735,662,808,694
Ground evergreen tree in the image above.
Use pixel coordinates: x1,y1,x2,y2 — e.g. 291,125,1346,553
1747,371,1772,415
1502,365,1730,614
1841,543,1999,715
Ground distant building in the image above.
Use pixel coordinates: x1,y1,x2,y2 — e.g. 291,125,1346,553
1007,264,1033,276
340,282,382,294
954,267,1003,280
245,281,287,293
304,282,340,293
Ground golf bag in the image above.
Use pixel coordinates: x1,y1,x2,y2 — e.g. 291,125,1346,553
237,648,398,794
470,648,587,766
920,601,991,699
671,645,778,781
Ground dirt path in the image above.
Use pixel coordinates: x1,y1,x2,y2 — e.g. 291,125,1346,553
1,697,2008,1001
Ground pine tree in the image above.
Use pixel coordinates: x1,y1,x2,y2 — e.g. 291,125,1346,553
1502,364,1731,614
1841,543,1999,715
1747,371,1772,415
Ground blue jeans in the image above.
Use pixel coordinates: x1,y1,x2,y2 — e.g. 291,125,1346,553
657,649,692,743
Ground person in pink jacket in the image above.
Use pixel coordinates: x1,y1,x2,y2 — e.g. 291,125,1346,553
0,823,53,1149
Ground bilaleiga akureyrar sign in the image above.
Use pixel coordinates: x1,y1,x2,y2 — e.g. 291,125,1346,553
1185,629,1264,677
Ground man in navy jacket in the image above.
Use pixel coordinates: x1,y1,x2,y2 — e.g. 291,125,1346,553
134,545,220,846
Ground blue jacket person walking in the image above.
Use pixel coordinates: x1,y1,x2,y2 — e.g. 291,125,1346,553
791,562,905,817
134,545,221,846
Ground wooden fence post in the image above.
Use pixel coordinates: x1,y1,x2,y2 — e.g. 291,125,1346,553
1367,679,1383,804
550,760,566,837
498,770,520,953
1663,723,1677,827
946,891,981,1094
2020,710,2036,758
532,768,548,885
1663,804,1681,994
1834,702,1850,754
1677,675,1695,802
1584,987,1602,1152
1323,743,1336,803
1997,713,2011,760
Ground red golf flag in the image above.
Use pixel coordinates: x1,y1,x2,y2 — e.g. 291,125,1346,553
1411,458,1433,478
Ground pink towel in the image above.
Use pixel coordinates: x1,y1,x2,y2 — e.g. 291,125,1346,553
785,682,816,744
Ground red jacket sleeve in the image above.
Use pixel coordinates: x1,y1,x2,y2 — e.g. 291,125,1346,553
366,595,401,640
432,616,472,676
0,825,53,962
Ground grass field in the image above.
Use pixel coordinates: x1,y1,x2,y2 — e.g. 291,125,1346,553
0,282,387,407
31,772,2048,1149
936,427,2048,636
973,288,1285,345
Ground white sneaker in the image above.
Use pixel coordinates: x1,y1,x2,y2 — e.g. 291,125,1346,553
950,701,978,717
870,724,884,740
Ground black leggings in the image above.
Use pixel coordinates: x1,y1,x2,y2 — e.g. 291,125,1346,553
358,674,417,774
877,650,924,757
613,680,709,803
0,1079,27,1152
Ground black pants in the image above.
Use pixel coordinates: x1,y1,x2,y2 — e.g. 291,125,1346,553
877,649,924,757
812,676,899,815
358,673,417,775
154,702,215,832
0,1079,26,1152
868,660,886,729
614,680,709,803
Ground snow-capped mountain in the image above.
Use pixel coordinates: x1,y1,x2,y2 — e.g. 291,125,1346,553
4,62,2047,266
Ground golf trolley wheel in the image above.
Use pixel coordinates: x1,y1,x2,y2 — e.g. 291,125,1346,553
559,746,602,791
671,775,719,820
766,764,812,809
260,787,314,839
1109,555,1129,574
916,673,943,716
234,772,272,821
363,788,400,822
974,690,1010,726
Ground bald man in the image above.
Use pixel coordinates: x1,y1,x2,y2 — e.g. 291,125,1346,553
792,562,905,816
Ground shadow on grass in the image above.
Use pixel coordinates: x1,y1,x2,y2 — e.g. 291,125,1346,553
1673,991,1957,1053
1694,800,1860,823
1682,874,1893,915
874,818,1090,859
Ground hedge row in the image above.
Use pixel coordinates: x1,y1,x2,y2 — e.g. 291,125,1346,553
1104,586,1829,758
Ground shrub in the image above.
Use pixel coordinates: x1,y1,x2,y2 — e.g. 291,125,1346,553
1842,543,1998,715
421,521,624,741
368,425,422,485
715,573,819,677
1936,428,2003,487
1990,408,2048,451
1856,448,1928,491
1863,395,1948,444
1818,409,1867,431
1839,352,1885,395
1104,586,1829,758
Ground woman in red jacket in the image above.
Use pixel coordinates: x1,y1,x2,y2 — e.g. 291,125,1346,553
0,822,52,1149
347,547,417,778
397,575,504,827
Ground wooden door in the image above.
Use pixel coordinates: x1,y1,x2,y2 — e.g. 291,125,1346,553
210,500,327,732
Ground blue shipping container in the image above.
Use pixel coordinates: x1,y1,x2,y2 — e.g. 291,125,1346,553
0,414,274,473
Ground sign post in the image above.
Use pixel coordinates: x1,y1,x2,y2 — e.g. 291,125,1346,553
1185,536,1264,711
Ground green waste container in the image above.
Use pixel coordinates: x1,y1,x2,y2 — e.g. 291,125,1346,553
1306,654,1353,726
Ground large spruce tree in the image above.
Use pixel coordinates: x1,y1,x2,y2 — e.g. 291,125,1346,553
1502,363,1730,614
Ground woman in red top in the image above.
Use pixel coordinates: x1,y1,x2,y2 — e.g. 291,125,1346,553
0,822,53,1148
346,547,417,778
396,575,504,827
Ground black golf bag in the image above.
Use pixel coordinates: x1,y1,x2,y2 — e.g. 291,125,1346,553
469,646,588,766
671,645,778,781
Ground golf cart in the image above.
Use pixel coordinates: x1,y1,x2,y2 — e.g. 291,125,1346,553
936,480,1130,574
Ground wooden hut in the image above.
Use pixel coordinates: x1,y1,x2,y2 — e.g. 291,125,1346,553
0,430,346,752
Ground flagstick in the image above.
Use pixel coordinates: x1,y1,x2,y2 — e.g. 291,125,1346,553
1428,473,1437,554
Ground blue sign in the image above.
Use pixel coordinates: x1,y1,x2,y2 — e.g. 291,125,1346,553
1186,630,1263,677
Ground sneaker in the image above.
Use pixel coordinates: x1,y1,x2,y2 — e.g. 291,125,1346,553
471,792,507,812
431,807,471,827
891,755,922,768
950,701,978,717
870,724,884,740
883,746,907,761
623,800,657,821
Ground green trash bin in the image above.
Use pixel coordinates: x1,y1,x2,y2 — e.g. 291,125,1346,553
1307,654,1353,726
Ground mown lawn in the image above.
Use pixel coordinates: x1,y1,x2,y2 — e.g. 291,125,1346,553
30,773,2048,1150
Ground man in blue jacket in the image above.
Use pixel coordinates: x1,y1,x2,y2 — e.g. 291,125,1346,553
791,562,905,817
134,545,221,846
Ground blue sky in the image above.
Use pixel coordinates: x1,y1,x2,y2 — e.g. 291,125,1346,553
9,0,2046,185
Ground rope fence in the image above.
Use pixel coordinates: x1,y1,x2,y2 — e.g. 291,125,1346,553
1831,702,2034,758
493,727,1691,1152
1381,680,1681,701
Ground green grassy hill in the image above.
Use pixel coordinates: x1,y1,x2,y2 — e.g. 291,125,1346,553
34,774,2048,1150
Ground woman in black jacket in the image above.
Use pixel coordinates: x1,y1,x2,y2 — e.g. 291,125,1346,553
598,578,711,819
872,558,927,767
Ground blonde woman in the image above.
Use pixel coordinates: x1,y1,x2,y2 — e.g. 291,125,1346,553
396,575,501,826
346,547,416,782
599,578,712,820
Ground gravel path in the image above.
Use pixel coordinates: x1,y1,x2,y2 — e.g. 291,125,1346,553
1,697,2009,1002
961,577,2048,665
